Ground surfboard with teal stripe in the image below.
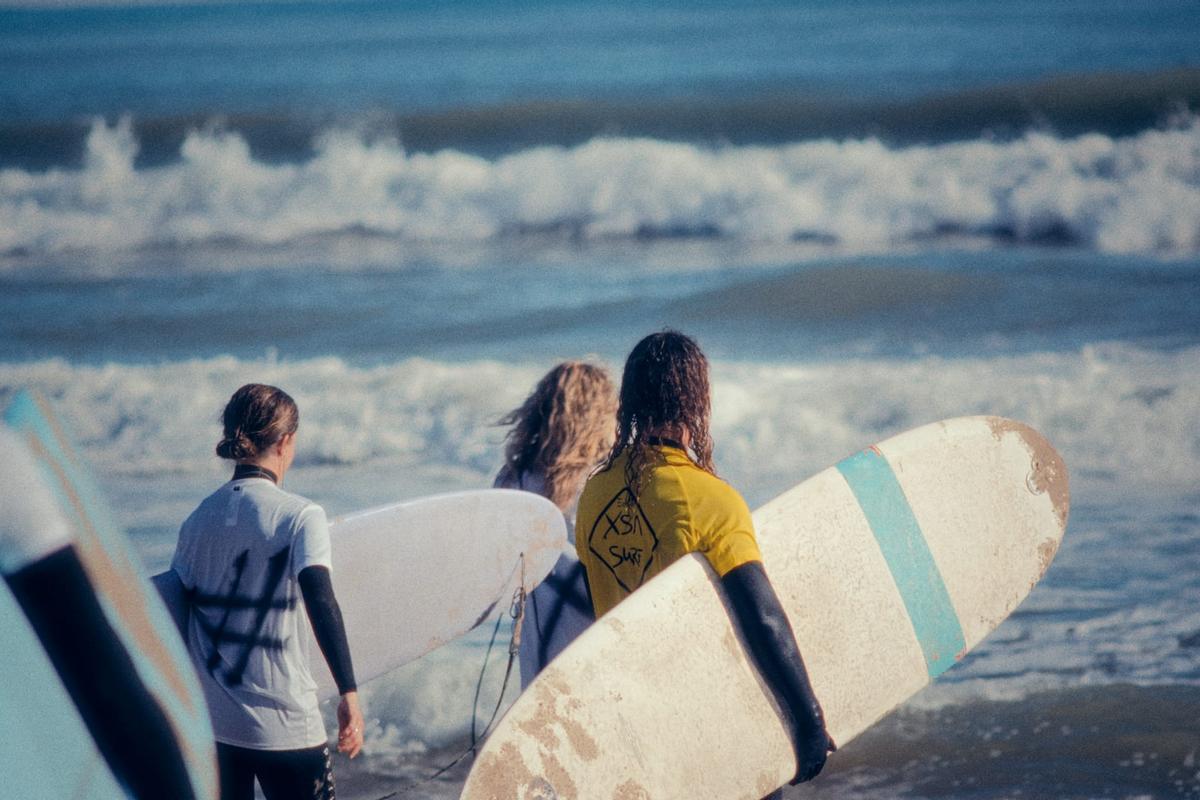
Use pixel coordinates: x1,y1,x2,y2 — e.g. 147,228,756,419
756,416,1069,754
460,416,1069,800
3,390,218,799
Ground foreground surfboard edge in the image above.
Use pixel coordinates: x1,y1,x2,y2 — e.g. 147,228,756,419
4,389,219,800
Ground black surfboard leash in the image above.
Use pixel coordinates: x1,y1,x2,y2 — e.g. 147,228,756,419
372,555,527,800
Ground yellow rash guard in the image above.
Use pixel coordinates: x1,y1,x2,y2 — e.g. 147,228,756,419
575,441,762,618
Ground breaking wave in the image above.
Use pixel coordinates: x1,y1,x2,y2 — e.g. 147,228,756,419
2,115,1199,259
1,343,1196,496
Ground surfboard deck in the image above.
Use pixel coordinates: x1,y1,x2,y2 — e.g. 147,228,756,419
459,416,1069,800
4,390,218,799
311,489,567,698
156,488,566,700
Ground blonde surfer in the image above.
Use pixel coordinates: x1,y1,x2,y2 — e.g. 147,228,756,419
494,360,617,686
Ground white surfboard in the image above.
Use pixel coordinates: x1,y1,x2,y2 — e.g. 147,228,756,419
460,416,1069,799
157,488,567,699
3,390,218,800
310,489,567,698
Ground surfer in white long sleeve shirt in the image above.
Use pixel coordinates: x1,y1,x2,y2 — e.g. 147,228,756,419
165,383,363,800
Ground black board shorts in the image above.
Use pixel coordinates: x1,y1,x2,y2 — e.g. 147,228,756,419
217,741,335,800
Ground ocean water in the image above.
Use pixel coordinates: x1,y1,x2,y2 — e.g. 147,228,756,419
2,1,1199,798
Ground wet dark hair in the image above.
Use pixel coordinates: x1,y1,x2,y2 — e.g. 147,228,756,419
215,383,299,461
604,330,714,493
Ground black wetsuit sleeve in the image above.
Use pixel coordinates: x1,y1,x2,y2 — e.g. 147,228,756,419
298,565,357,694
5,545,198,800
721,560,833,785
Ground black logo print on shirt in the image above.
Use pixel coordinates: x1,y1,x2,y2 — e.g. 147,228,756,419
191,546,294,687
588,487,658,594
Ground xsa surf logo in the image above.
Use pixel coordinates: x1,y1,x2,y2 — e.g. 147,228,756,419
191,546,294,687
588,488,658,593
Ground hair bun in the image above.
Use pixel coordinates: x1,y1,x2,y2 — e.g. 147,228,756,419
215,431,255,460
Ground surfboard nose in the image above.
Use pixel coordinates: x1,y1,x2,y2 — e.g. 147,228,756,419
986,417,1070,576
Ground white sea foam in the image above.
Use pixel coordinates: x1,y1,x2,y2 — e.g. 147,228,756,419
2,117,1199,259
2,344,1196,497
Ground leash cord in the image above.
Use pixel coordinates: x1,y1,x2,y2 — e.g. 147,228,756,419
373,556,527,800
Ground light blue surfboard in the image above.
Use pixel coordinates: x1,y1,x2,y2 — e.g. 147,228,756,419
0,579,128,797
3,390,217,799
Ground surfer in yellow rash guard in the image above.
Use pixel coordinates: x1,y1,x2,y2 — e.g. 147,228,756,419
575,330,835,794
494,361,616,687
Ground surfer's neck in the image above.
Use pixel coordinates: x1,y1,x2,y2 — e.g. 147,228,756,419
645,424,691,451
233,463,279,483
235,432,295,484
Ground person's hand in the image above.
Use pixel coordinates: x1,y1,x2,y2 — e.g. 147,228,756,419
337,691,364,758
791,731,836,784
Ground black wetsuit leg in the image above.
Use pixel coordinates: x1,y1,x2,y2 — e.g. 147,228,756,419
216,742,257,800
218,742,335,800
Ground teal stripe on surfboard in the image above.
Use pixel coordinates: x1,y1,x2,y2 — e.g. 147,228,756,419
837,447,965,677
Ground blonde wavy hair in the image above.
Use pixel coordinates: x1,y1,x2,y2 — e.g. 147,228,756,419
499,361,617,510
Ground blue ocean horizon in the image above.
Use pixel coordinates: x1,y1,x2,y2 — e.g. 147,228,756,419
3,0,1200,167
2,1,1198,798
7,0,1199,114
